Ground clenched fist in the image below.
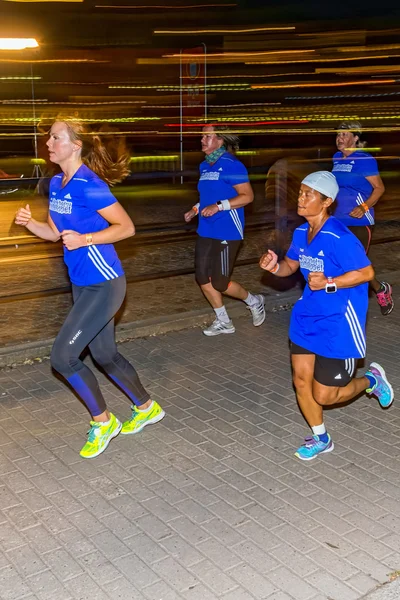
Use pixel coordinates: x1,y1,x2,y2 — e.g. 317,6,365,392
259,249,278,272
61,230,84,251
201,204,219,217
184,208,197,223
15,204,32,226
308,271,327,291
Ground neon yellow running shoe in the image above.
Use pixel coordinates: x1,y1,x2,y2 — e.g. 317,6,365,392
80,413,122,459
121,401,165,435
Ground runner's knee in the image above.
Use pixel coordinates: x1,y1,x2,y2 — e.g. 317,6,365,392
210,274,230,293
50,340,80,376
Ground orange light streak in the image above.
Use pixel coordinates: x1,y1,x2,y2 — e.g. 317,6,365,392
251,79,395,89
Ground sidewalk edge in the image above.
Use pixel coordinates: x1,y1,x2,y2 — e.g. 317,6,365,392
0,290,301,368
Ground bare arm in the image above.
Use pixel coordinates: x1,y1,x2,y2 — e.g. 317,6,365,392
259,249,299,277
349,174,385,218
61,201,135,250
308,265,374,290
15,204,60,242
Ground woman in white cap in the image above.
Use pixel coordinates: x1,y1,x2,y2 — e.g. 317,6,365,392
333,121,393,315
260,171,393,460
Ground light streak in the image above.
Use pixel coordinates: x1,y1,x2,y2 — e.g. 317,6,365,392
252,79,395,89
154,25,295,33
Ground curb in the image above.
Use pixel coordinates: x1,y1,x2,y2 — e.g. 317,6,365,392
0,290,302,368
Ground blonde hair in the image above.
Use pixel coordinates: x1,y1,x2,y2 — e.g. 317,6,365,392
211,125,240,153
337,120,367,148
60,119,130,185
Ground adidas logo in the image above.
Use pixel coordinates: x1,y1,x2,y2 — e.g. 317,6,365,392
51,192,56,195
218,167,223,171
350,161,355,164
334,373,342,380
64,193,72,200
221,240,228,245
318,250,324,256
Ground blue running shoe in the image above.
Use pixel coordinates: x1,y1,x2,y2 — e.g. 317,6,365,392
366,362,394,408
295,434,334,461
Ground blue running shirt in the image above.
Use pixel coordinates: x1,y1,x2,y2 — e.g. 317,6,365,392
332,150,379,227
197,152,249,240
49,164,124,286
287,217,371,359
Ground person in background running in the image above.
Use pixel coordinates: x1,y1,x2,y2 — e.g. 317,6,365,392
260,171,393,461
15,119,165,459
184,124,265,336
333,121,393,315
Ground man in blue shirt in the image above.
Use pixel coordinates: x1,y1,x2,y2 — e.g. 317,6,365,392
260,171,394,461
184,125,265,335
332,121,393,315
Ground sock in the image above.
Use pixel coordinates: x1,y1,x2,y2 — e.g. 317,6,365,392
244,292,259,306
312,424,329,443
95,418,110,426
214,305,230,323
365,373,377,390
138,400,154,412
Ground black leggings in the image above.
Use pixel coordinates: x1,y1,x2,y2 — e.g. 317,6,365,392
50,276,150,417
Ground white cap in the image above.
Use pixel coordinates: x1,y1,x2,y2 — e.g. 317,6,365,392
301,171,339,200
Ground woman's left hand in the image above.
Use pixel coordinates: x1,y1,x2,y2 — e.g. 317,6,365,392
201,204,219,217
308,272,327,291
349,206,366,218
61,230,85,250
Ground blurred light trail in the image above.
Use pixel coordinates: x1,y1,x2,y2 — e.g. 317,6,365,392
245,55,400,65
0,59,108,64
0,76,41,80
154,26,295,33
97,3,237,8
0,38,38,50
165,120,310,126
252,79,395,89
166,49,314,58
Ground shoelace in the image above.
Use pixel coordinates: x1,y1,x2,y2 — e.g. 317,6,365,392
248,304,263,313
376,289,391,307
301,435,328,448
86,423,100,443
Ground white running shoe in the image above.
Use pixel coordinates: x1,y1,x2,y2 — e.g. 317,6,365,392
247,294,266,327
203,319,235,336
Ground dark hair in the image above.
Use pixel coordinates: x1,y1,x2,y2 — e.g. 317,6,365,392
319,191,336,215
209,124,240,153
337,120,367,148
59,119,130,186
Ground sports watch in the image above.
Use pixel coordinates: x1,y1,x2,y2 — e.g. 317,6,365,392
325,277,337,294
216,201,223,211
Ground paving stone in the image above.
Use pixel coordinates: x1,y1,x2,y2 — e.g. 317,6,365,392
1,293,400,600
26,569,72,600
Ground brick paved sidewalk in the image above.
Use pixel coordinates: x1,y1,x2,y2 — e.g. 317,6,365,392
1,292,400,600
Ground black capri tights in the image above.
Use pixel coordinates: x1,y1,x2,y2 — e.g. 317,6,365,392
50,276,150,417
195,236,241,293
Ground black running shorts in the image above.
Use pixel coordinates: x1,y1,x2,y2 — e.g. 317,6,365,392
290,342,357,387
195,236,241,292
347,225,373,253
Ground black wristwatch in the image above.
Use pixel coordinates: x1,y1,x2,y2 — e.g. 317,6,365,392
216,201,223,212
325,277,337,293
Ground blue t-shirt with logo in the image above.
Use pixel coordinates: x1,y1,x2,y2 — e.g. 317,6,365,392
287,217,371,359
332,150,379,227
197,152,249,240
49,164,124,286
